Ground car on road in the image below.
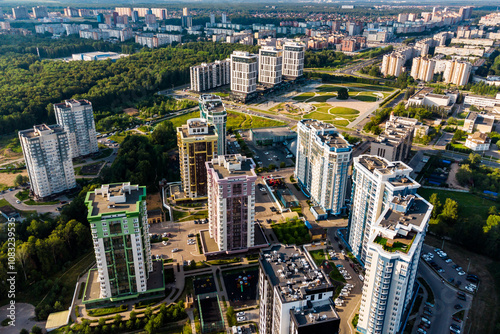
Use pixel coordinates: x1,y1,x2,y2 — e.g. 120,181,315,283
171,248,179,253
16,200,21,204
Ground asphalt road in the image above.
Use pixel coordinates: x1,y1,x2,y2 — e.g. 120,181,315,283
1,188,62,214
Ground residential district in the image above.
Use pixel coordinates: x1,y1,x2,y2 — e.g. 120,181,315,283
0,2,500,334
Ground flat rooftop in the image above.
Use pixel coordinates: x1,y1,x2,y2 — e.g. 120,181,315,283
207,157,255,179
379,197,430,231
300,119,336,131
179,123,217,138
291,303,339,326
19,124,64,138
200,95,226,114
259,245,333,303
316,133,350,149
87,183,144,216
357,155,410,175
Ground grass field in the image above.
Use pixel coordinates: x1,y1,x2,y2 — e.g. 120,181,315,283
417,188,497,220
309,249,326,266
91,148,113,160
227,110,286,129
351,95,378,102
292,92,315,101
166,111,199,129
334,120,350,127
306,111,336,121
108,130,143,144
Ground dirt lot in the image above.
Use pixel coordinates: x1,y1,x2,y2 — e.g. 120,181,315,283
446,163,469,190
0,171,28,188
425,235,498,334
147,192,162,211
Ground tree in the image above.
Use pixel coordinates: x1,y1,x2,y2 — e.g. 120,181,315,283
468,153,482,168
19,330,29,334
280,162,286,168
337,87,349,100
440,198,458,223
14,174,28,186
429,193,442,219
31,325,43,334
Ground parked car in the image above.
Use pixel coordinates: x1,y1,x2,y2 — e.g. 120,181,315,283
188,233,195,237
172,248,179,253
454,304,463,310
237,316,246,322
237,312,245,317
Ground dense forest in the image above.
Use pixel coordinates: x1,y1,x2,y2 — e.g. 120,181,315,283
0,41,258,135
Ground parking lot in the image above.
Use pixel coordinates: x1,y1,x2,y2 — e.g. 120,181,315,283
421,244,473,291
149,220,207,264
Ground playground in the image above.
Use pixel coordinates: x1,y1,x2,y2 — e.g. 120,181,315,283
193,275,217,295
222,267,259,307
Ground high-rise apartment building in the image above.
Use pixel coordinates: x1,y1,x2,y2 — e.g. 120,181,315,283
443,60,471,86
145,14,156,25
398,13,409,23
19,124,76,199
190,59,231,92
295,120,352,216
210,13,216,25
381,53,406,77
32,6,48,19
177,118,218,199
222,13,228,24
259,46,283,87
370,115,415,162
84,183,163,302
282,42,305,79
357,194,432,334
132,11,139,22
182,7,189,16
230,51,258,101
54,99,99,158
181,15,193,28
410,57,436,82
199,94,227,156
459,6,473,20
258,244,341,334
12,6,29,20
115,7,132,17
206,155,257,252
151,8,167,20
348,155,420,264
133,8,149,17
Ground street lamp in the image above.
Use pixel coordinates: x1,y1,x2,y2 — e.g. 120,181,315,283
467,257,471,272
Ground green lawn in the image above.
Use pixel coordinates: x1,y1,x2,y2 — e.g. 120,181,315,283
227,110,286,129
178,210,209,222
0,134,22,154
308,95,335,102
417,188,497,220
351,95,378,102
330,107,359,115
309,249,326,266
15,190,30,201
165,111,199,129
108,130,145,144
172,210,189,221
306,111,335,121
329,265,347,283
334,120,350,127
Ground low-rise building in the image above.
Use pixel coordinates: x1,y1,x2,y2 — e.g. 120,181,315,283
463,111,495,133
465,132,491,151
